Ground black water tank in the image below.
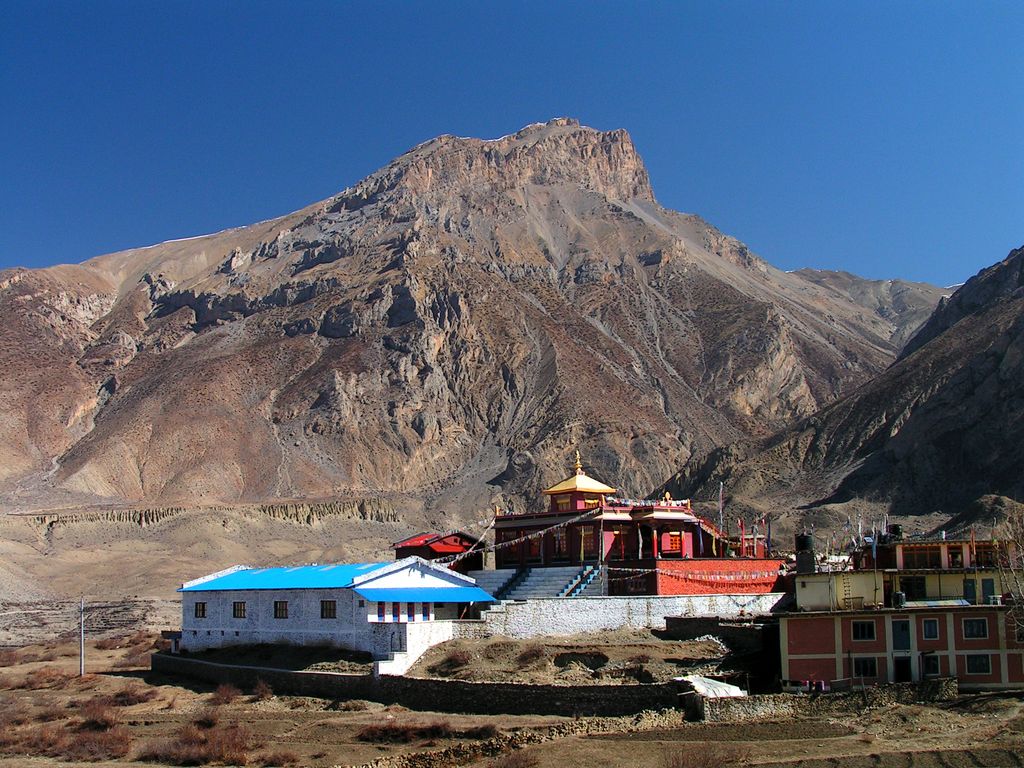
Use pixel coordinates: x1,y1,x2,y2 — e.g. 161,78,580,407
795,533,813,552
888,524,903,540
892,591,907,609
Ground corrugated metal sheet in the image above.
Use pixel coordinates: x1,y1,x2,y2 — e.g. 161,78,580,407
354,586,495,603
179,563,385,592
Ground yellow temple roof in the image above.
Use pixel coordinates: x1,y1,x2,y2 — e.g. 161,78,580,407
542,451,617,495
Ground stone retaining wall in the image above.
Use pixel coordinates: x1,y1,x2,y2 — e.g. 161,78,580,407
473,592,786,639
702,677,959,722
151,653,680,716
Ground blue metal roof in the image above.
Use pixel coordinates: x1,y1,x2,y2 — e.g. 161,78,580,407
354,586,495,603
179,563,386,592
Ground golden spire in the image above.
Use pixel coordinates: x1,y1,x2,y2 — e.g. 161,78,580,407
574,449,583,475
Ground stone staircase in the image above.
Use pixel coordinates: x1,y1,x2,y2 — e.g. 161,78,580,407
465,569,519,600
501,566,588,600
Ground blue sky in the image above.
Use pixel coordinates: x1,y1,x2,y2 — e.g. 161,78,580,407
1,2,1020,286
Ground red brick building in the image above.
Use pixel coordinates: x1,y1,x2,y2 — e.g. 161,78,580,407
781,533,1023,690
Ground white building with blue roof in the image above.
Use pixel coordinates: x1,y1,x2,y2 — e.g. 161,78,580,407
178,556,494,673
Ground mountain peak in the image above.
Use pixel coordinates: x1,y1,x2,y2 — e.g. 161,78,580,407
340,118,654,209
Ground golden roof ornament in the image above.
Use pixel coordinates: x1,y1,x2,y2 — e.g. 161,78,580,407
574,449,583,475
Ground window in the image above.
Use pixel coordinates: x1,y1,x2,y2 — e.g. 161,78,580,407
377,602,386,622
581,526,596,557
853,657,877,678
948,548,964,568
923,655,940,676
901,576,927,601
973,544,997,568
407,602,416,622
232,601,246,619
965,654,991,674
852,620,876,641
922,618,939,640
358,599,365,608
903,545,941,569
552,528,567,558
194,602,207,619
392,602,400,622
320,600,337,619
273,600,288,619
963,618,988,639
422,603,430,621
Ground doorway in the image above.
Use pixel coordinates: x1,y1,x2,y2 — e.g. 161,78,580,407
893,657,912,683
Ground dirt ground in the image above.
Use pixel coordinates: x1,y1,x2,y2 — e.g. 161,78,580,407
408,628,733,685
1,632,1022,768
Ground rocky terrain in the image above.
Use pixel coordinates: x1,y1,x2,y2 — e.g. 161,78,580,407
663,246,1024,534
1,118,943,540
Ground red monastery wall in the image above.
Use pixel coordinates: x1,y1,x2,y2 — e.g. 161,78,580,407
653,559,786,595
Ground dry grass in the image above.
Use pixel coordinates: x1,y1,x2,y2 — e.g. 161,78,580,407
193,707,220,729
137,722,262,766
20,667,76,690
327,698,368,711
662,744,751,768
428,648,472,676
107,683,159,706
209,683,242,705
483,640,517,660
3,722,131,762
0,649,20,667
33,703,67,722
489,751,540,768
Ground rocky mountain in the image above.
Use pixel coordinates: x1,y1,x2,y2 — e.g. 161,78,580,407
0,118,944,529
663,246,1024,534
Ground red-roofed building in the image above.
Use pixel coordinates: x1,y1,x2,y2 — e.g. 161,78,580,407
392,531,483,574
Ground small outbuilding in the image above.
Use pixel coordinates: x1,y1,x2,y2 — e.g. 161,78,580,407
391,531,484,573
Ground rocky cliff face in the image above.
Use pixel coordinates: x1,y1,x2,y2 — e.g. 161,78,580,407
663,246,1024,532
0,119,943,524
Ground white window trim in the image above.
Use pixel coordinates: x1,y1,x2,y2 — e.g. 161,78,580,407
962,617,988,640
922,618,939,640
852,620,876,641
852,656,878,678
964,654,992,675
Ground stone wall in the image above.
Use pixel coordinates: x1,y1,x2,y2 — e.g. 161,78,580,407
702,678,959,722
151,653,680,716
471,593,786,639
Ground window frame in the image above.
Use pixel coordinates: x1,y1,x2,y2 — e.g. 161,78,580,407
963,618,988,639
853,657,878,678
422,602,430,621
965,654,992,675
377,602,386,622
194,602,207,619
922,654,940,677
273,600,289,620
232,601,246,619
320,600,337,620
922,618,939,640
852,620,876,641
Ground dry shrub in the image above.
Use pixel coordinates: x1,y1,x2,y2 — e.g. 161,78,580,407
34,704,67,722
630,653,653,664
428,648,472,676
482,640,517,660
328,698,368,711
79,698,120,730
858,732,877,743
209,683,241,705
516,645,546,666
106,683,158,706
357,720,456,743
257,749,300,766
21,667,74,690
138,722,262,766
252,678,273,701
463,723,500,739
193,707,220,729
0,649,20,667
0,673,17,690
94,636,125,651
113,649,153,669
0,700,29,727
662,744,751,768
490,750,540,768
5,722,131,762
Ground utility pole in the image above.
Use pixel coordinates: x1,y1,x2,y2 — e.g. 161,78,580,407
79,596,85,677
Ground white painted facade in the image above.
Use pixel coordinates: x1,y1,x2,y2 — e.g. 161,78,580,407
179,557,486,671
